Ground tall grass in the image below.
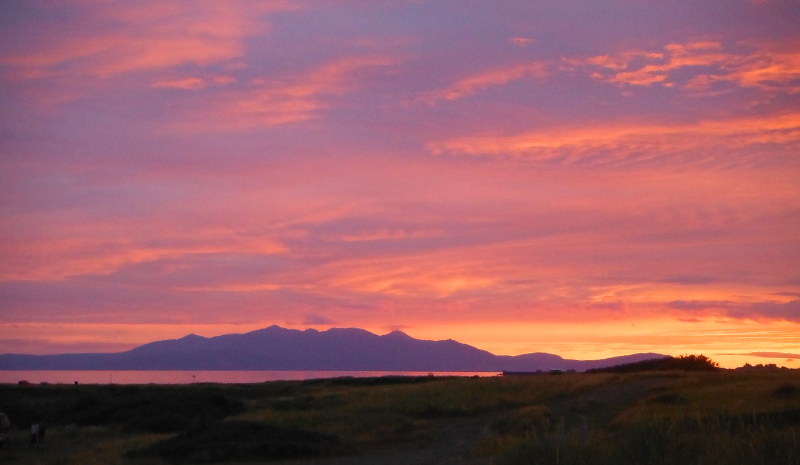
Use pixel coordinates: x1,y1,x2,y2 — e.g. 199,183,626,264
238,374,613,446
498,410,800,465
494,371,800,465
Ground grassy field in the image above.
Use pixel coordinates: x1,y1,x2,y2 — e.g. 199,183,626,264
0,368,798,464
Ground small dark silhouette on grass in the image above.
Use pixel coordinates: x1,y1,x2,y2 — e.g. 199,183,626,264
0,413,9,449
28,423,38,449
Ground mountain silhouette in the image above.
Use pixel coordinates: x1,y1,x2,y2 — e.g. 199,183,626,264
0,326,665,371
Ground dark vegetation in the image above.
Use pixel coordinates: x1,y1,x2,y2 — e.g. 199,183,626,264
1,360,799,464
0,384,246,433
585,354,720,373
0,377,454,463
128,420,340,463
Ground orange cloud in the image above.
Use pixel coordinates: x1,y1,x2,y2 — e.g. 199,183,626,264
176,283,281,293
588,42,729,87
420,41,800,103
2,234,287,281
334,228,444,243
428,113,800,165
585,41,800,94
0,321,276,354
292,230,800,322
321,256,499,299
151,77,206,90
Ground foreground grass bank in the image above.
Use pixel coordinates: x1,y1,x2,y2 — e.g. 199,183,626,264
0,369,798,464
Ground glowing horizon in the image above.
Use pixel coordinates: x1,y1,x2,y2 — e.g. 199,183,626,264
1,0,798,370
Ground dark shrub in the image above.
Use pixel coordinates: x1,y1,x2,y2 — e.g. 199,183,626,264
773,384,799,398
650,393,688,405
0,385,245,433
130,420,340,463
68,386,245,432
587,355,720,373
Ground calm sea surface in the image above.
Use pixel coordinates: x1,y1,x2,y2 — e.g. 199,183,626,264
0,370,499,385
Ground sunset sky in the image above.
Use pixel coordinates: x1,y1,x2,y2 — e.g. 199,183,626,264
1,0,799,368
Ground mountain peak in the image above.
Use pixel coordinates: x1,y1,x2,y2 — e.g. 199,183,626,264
322,327,374,337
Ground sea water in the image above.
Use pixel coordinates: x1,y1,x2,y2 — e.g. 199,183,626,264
0,370,498,385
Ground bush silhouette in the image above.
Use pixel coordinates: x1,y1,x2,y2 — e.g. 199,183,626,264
586,355,720,373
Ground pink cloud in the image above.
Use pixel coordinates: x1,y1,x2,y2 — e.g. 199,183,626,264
171,56,401,131
419,62,548,103
428,113,800,167
419,41,800,106
1,229,287,282
1,0,296,78
151,77,206,90
509,37,533,47
584,41,800,94
334,228,444,243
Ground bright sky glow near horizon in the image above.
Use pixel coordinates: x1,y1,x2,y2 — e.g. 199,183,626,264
1,0,799,369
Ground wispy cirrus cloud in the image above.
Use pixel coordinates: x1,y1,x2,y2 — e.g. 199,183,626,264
668,299,800,323
420,41,800,104
745,352,800,359
581,41,800,94
1,0,295,79
151,77,207,90
418,62,548,103
2,232,287,281
428,113,800,167
171,55,400,131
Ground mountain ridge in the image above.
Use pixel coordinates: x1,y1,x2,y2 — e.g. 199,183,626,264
0,326,666,372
